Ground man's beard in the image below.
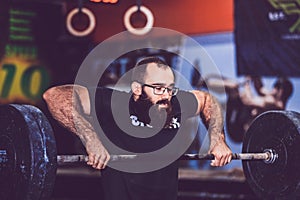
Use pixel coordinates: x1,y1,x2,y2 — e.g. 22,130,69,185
130,91,173,128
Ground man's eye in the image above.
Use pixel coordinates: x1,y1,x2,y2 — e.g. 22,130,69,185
155,87,163,91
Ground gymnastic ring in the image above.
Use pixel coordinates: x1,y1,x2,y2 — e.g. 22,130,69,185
123,5,154,35
66,7,96,37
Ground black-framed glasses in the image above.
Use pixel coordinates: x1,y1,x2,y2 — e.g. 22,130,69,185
143,83,179,96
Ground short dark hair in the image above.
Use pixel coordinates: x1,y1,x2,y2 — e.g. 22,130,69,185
131,56,173,83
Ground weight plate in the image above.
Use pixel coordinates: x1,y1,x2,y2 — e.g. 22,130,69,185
242,110,300,199
0,104,32,200
22,104,57,199
0,104,57,200
0,134,16,199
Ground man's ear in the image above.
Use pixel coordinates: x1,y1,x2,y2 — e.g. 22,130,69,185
131,81,142,96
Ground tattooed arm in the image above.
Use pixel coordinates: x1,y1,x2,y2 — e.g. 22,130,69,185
191,90,232,166
43,85,110,169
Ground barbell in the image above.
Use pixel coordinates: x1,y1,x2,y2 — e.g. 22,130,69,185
0,104,299,199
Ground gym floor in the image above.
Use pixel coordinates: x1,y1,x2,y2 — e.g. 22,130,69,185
51,165,257,200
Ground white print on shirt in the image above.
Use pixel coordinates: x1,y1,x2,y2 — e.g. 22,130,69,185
167,117,181,129
130,115,180,129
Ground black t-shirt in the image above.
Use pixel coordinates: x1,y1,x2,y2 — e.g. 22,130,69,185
88,87,198,200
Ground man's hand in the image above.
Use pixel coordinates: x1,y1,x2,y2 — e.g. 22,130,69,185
85,138,110,170
209,141,232,167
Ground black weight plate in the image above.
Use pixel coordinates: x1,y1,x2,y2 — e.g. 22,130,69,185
0,104,32,200
0,130,17,199
0,104,57,200
22,104,57,199
242,110,300,199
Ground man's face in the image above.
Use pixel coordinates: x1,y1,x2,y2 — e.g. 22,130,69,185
141,63,175,110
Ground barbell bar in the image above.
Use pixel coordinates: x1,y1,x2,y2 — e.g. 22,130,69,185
55,150,275,165
0,104,299,200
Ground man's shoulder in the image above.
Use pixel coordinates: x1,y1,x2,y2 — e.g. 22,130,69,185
88,86,130,95
89,86,131,107
88,86,131,115
172,90,197,103
171,90,198,117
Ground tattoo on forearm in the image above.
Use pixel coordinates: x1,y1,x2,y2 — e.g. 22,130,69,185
200,93,225,147
45,86,98,146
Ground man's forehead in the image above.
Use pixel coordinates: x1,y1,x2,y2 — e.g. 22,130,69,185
144,63,174,84
144,63,173,74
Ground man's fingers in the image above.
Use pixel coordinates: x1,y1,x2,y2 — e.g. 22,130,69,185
210,153,232,166
210,153,220,166
90,153,111,170
97,152,110,169
87,154,101,168
220,155,227,166
215,157,223,166
85,139,110,169
93,155,102,169
226,154,232,164
95,158,104,169
87,154,95,165
104,154,111,167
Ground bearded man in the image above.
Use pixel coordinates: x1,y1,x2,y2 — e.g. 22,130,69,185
43,56,232,200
